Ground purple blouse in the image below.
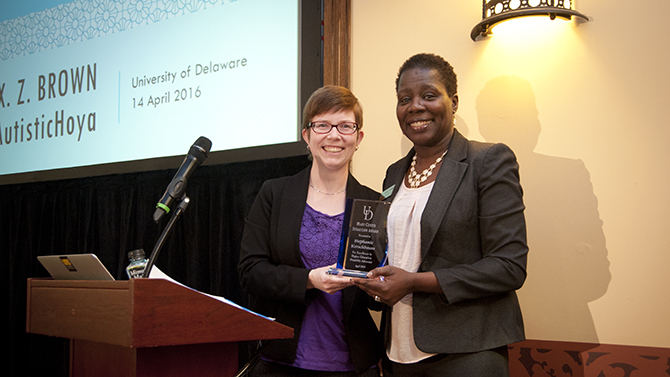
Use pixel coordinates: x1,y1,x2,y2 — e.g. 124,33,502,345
290,203,354,371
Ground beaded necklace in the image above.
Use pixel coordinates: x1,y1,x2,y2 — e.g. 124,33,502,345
407,150,448,188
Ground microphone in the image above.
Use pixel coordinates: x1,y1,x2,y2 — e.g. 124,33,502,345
153,136,212,222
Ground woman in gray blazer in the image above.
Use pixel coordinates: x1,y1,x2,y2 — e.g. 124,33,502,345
353,53,528,377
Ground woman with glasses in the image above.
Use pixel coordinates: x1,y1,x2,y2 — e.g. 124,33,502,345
238,85,382,377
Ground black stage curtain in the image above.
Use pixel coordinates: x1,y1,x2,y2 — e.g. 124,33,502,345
1,154,311,377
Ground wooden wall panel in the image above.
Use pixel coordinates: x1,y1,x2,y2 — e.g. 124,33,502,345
323,0,351,88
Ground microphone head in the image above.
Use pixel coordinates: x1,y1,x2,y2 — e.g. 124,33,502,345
189,136,212,161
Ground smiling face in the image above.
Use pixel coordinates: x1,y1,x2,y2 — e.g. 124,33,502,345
302,109,364,172
396,67,458,151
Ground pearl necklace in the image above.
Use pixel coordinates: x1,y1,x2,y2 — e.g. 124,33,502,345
309,183,346,195
408,150,448,188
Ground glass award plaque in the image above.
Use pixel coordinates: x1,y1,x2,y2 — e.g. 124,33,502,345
327,198,390,278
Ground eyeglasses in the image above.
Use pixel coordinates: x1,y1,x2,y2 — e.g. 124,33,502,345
308,121,359,135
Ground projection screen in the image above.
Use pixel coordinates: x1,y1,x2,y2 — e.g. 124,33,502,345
0,0,322,184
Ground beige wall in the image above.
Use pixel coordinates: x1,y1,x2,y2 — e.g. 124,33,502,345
349,0,670,348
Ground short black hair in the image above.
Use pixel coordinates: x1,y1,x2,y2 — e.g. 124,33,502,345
395,53,458,97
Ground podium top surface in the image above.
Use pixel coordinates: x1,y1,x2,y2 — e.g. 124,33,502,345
26,278,292,348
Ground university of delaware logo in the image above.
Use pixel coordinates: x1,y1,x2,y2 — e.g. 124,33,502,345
363,205,374,221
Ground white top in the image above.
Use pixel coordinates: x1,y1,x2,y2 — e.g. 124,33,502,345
386,181,437,363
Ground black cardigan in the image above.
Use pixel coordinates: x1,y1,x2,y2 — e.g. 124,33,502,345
238,166,383,372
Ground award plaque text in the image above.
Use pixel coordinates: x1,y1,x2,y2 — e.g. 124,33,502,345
327,198,390,278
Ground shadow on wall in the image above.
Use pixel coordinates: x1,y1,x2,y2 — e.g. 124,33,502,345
475,76,611,344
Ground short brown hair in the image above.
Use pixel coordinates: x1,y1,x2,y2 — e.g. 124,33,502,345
302,85,363,131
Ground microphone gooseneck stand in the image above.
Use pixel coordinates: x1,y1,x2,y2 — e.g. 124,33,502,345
140,193,264,377
141,196,190,278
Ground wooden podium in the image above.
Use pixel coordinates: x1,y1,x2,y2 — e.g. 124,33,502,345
26,278,293,377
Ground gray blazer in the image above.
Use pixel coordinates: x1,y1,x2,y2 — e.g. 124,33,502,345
381,129,528,354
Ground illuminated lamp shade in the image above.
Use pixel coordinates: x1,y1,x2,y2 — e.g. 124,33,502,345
471,0,589,41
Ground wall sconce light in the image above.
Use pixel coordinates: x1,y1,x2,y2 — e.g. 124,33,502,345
471,0,589,41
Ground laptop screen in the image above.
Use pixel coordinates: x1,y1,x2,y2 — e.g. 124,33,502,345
37,254,115,281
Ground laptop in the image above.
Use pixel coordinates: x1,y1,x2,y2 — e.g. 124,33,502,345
37,254,115,281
